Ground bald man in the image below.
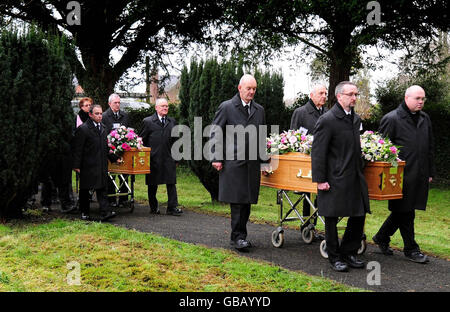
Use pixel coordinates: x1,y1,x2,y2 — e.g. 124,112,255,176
211,74,266,252
373,85,434,264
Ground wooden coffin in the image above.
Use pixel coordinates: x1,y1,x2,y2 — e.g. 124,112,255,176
364,160,405,200
108,147,151,174
260,152,317,193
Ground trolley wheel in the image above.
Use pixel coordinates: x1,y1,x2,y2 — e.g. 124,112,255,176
271,229,285,248
357,239,367,255
301,224,315,244
319,240,328,259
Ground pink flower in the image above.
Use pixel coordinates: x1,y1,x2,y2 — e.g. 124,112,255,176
281,137,287,144
126,132,135,140
111,145,116,150
301,135,306,141
110,130,117,137
122,143,131,151
366,131,374,134
390,146,397,154
289,136,297,144
378,139,385,144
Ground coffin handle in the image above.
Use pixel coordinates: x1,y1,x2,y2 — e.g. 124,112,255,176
297,169,312,179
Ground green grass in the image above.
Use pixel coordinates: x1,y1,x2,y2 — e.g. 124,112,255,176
0,219,363,292
131,166,449,259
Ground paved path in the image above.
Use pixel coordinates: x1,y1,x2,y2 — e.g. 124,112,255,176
99,203,450,292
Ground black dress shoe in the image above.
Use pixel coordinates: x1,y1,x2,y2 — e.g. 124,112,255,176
150,207,160,214
405,251,429,264
81,213,90,221
330,261,349,272
166,207,182,216
373,235,394,255
230,239,250,251
341,255,365,268
100,211,117,221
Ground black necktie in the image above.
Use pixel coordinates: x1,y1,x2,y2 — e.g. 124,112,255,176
96,123,101,132
114,112,119,120
161,117,166,126
244,105,250,117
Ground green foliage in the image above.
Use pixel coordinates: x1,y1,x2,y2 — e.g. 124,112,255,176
179,58,287,200
0,26,76,218
124,102,180,134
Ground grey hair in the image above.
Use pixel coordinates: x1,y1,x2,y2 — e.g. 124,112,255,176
239,74,256,86
155,98,169,106
108,93,120,103
335,81,356,96
311,84,327,95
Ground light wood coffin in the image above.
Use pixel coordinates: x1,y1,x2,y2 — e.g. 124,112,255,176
261,152,405,200
108,147,151,174
261,153,317,193
364,160,405,200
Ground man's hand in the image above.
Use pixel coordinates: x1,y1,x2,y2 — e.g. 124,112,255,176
212,162,223,171
429,177,433,183
317,182,330,191
74,168,80,173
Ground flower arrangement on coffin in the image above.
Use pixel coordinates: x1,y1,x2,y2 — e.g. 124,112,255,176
263,130,314,175
266,129,314,155
360,130,401,167
107,126,144,156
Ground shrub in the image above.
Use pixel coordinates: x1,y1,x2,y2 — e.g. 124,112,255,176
0,27,76,218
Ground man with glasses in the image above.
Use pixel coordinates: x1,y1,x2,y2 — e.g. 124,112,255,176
311,81,370,272
372,85,434,264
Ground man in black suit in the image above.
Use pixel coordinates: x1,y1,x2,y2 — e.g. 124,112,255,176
290,85,328,227
72,105,119,221
102,93,130,207
211,74,266,252
140,98,181,216
311,81,370,272
373,85,434,264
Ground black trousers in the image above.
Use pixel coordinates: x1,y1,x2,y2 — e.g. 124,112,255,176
79,188,110,215
107,174,129,204
374,210,419,254
230,203,251,242
41,176,72,208
148,184,178,210
325,215,365,262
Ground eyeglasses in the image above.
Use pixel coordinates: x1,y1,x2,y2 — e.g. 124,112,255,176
341,93,360,98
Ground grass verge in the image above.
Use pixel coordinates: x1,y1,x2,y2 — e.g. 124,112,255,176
0,219,363,292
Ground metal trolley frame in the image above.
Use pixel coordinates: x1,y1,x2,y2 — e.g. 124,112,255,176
270,189,367,258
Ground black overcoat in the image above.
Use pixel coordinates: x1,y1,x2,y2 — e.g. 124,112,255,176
72,119,116,190
379,103,435,212
311,103,370,217
211,93,266,204
102,108,130,134
140,113,177,185
290,99,328,133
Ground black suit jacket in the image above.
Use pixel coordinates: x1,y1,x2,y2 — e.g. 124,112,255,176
140,113,177,185
311,103,370,217
290,99,327,133
102,108,130,134
72,119,117,190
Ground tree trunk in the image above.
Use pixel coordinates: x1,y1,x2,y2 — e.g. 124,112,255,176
78,65,117,111
326,32,354,107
